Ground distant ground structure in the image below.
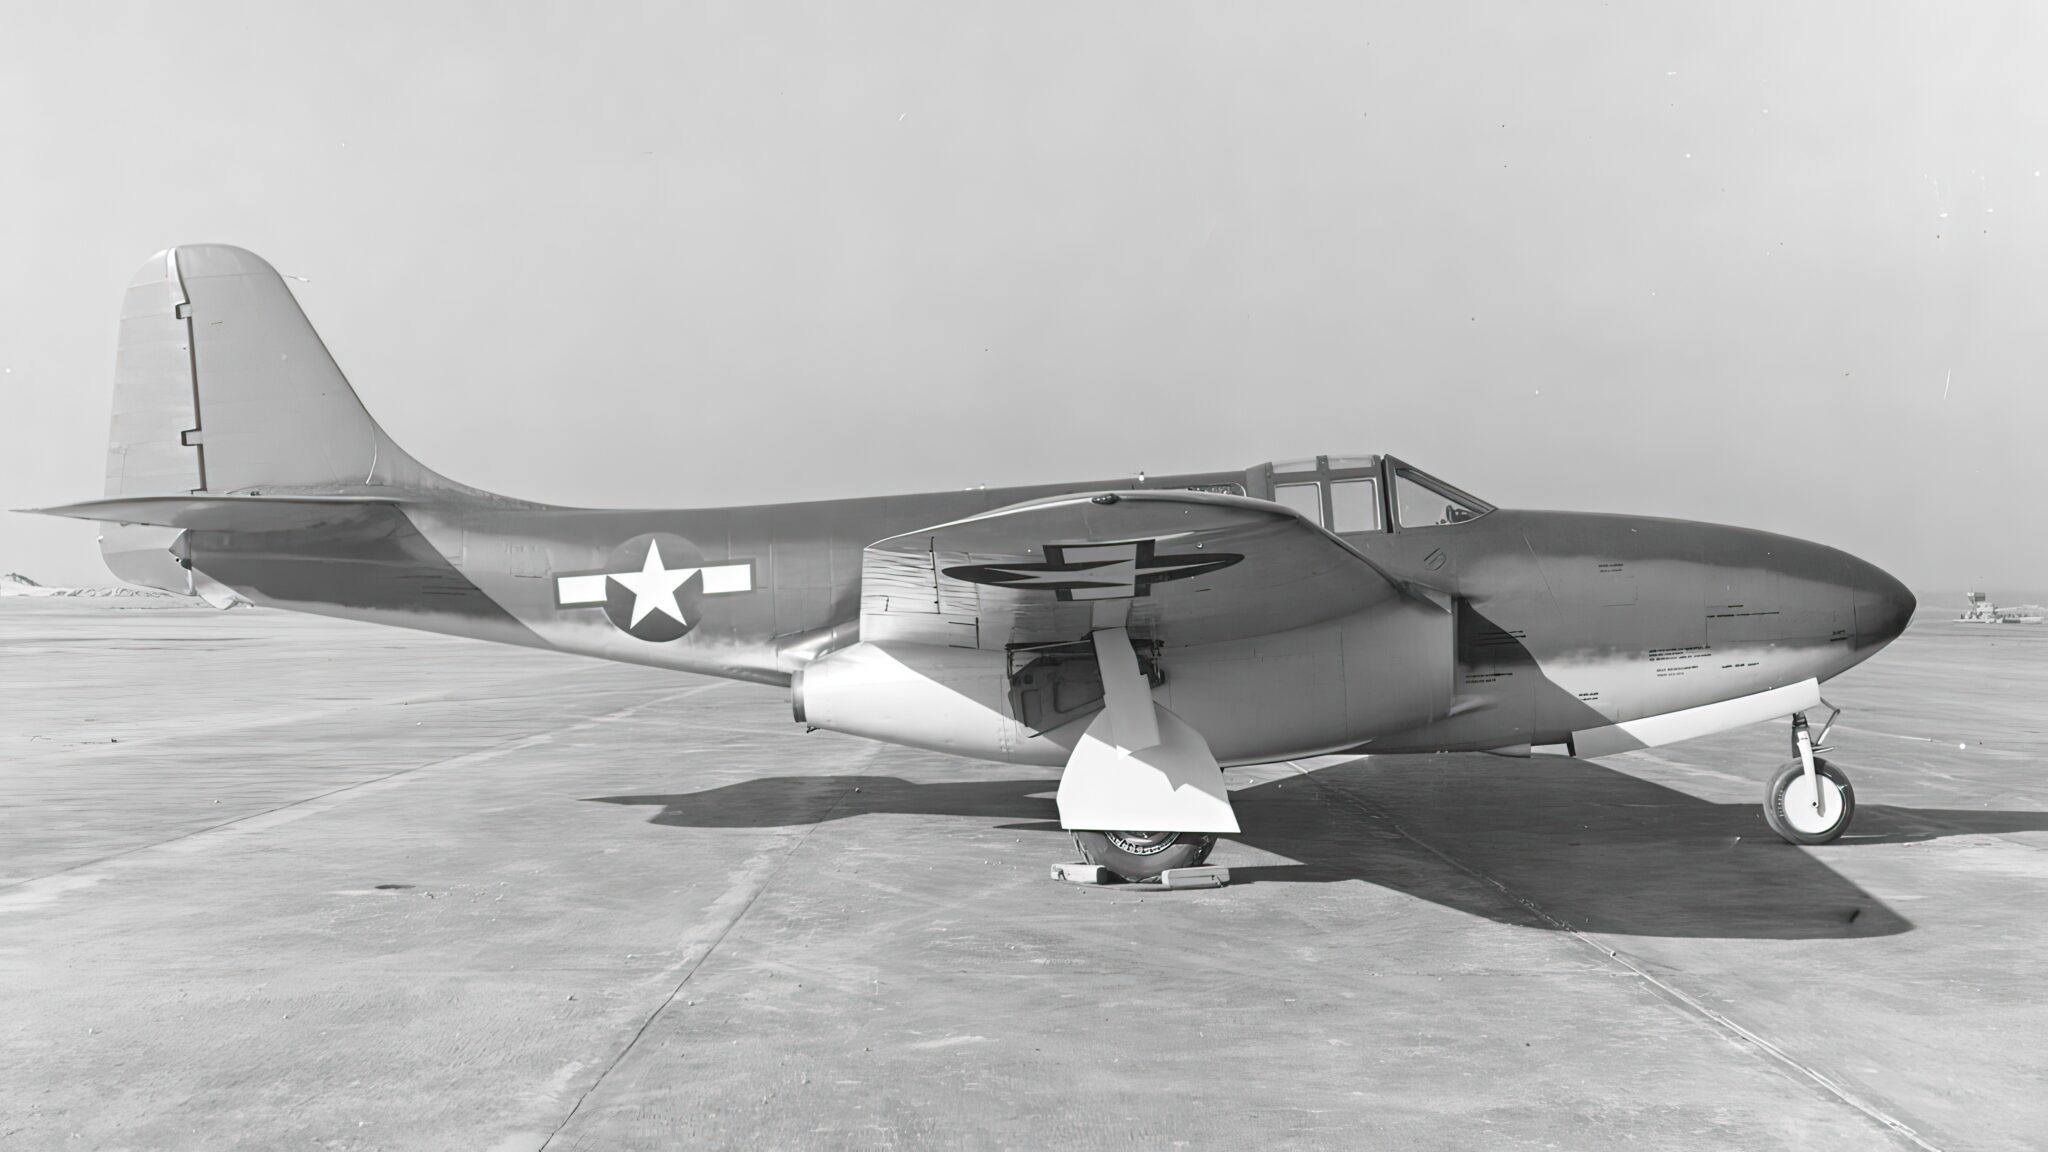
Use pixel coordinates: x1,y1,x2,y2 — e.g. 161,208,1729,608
0,572,173,600
1957,591,2046,624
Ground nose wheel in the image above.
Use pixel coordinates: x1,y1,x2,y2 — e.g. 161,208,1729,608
1763,709,1856,844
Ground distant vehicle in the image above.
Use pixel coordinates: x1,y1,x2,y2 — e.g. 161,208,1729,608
1956,592,2044,625
30,246,1916,881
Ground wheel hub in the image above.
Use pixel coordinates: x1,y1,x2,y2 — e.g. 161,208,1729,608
1781,775,1845,835
1104,830,1181,856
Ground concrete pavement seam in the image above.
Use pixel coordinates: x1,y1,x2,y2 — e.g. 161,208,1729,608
537,754,875,1152
0,684,720,895
1286,759,1946,1152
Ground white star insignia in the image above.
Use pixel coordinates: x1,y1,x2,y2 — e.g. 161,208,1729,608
554,544,755,631
609,539,695,627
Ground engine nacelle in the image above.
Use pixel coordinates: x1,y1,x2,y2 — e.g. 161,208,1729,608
794,598,1456,768
792,642,1075,765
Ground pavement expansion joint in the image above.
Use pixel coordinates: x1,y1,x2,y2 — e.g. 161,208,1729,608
0,683,714,897
1285,760,1948,1152
537,765,872,1151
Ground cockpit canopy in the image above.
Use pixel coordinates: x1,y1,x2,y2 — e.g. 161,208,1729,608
1251,454,1493,534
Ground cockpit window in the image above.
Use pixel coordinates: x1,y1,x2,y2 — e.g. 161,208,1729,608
1273,481,1323,526
1330,478,1380,532
1394,468,1487,528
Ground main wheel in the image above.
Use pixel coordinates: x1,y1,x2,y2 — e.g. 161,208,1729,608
1762,758,1855,845
1071,830,1217,883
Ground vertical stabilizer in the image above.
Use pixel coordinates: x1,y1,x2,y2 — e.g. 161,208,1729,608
96,244,502,591
105,245,452,499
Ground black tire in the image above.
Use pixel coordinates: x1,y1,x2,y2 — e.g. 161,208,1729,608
1071,830,1217,883
1762,758,1855,845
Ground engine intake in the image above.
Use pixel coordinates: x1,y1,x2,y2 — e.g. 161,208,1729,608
792,642,1076,765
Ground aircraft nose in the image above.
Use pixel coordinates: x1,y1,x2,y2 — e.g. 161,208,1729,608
1852,559,1915,648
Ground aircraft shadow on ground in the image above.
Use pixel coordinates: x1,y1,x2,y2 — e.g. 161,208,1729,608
587,756,2048,941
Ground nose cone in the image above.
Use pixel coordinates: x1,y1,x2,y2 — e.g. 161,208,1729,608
1852,560,1915,649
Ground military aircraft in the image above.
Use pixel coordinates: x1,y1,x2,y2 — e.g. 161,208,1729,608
30,245,1916,882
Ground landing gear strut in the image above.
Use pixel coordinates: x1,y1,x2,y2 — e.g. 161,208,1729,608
1070,830,1217,882
1762,706,1855,844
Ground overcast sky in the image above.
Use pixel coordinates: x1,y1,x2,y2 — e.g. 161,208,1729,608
3,2,2043,593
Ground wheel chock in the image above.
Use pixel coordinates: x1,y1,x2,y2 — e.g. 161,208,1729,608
1159,866,1230,889
1050,862,1110,885
1047,863,1232,888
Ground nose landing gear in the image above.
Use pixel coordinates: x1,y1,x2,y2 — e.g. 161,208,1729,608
1763,707,1856,844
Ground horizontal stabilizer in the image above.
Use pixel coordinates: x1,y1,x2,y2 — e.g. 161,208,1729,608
25,494,402,533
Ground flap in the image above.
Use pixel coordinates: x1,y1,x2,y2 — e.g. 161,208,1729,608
860,489,1414,650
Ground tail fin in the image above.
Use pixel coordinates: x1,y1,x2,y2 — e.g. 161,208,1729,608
108,244,450,500
87,245,503,592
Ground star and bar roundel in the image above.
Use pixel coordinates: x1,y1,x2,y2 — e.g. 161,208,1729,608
554,533,753,643
944,540,1243,602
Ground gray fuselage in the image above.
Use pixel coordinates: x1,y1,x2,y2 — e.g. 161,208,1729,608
184,454,1914,761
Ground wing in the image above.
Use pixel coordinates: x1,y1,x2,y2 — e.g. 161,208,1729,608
860,489,1420,650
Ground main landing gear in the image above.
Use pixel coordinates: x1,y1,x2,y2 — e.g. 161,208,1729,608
1762,706,1856,845
1070,830,1218,882
1051,628,1236,888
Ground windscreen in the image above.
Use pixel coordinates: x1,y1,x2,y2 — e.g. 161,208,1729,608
1393,468,1491,527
